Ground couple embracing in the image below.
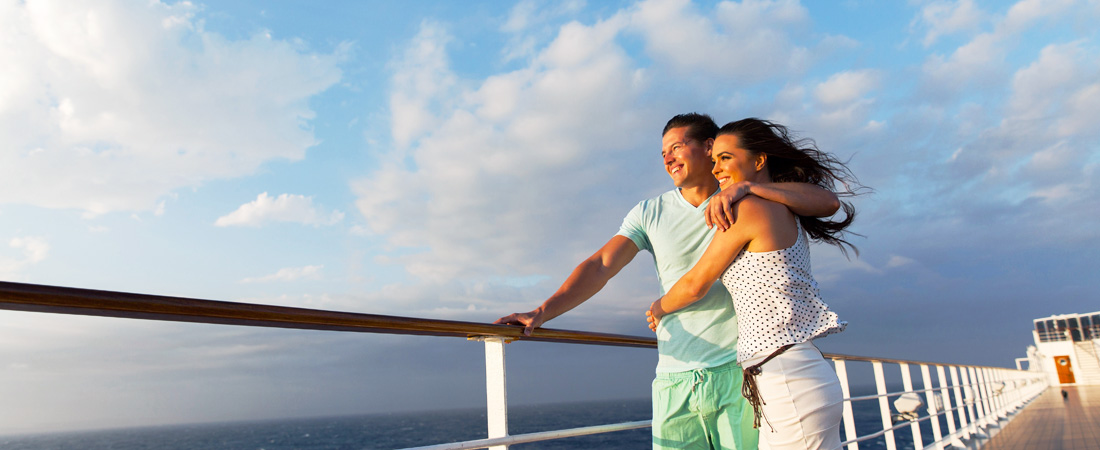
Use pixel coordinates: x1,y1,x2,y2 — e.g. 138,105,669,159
496,113,859,450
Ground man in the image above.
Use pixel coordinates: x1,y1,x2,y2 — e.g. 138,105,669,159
495,113,839,449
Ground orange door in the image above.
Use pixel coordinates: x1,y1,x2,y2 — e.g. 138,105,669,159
1055,355,1076,384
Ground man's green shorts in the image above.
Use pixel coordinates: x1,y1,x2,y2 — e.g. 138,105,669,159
652,359,759,450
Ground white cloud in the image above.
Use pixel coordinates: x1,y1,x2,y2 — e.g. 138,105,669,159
502,0,586,33
919,0,1090,94
627,0,813,81
923,31,1003,88
356,18,658,282
1059,82,1100,138
1027,182,1076,202
814,70,880,106
912,0,985,47
389,21,456,148
0,236,50,279
1008,42,1084,117
762,70,883,146
503,0,540,32
1001,0,1076,33
964,41,1099,185
10,237,49,264
886,255,917,268
500,0,588,62
240,265,324,283
215,192,344,227
0,0,343,215
889,30,1100,241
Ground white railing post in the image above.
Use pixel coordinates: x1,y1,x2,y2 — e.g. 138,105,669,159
979,368,995,427
970,367,991,430
1013,373,1027,409
988,368,1001,419
833,358,859,450
920,364,943,450
991,369,1006,418
949,366,970,440
982,367,996,421
484,337,509,450
936,365,963,447
959,365,976,435
1003,371,1015,414
988,368,1002,420
899,363,923,449
1012,373,1025,409
1004,371,1017,415
1017,373,1029,408
872,361,897,450
973,368,986,433
1007,371,1018,412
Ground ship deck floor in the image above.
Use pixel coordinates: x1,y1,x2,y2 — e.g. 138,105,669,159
981,385,1100,450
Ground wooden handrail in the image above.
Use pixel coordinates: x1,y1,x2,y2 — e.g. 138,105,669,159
0,281,656,349
0,281,1032,370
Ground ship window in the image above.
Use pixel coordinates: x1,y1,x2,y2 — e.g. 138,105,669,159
1034,321,1051,341
1069,317,1080,329
1057,319,1068,330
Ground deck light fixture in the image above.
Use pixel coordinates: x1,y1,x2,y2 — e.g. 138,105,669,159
892,392,923,422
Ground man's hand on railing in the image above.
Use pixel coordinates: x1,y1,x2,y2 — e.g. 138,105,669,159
494,309,547,336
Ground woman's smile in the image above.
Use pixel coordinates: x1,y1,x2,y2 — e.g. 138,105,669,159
711,134,762,188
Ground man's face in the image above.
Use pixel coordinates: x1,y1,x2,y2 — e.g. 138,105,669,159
661,126,714,188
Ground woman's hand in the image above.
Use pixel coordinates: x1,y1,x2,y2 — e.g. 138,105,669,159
706,181,753,231
646,300,665,332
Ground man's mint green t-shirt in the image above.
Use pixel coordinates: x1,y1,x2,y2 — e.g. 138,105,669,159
618,189,740,374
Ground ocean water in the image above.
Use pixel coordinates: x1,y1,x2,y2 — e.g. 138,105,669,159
0,396,963,450
0,399,651,450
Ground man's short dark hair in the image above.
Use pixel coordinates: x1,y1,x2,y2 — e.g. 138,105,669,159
662,113,719,142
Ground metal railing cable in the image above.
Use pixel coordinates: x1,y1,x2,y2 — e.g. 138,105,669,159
0,281,1048,450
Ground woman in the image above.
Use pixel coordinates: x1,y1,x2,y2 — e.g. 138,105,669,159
646,118,859,450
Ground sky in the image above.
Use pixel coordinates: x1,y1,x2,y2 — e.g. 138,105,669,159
1,0,1098,436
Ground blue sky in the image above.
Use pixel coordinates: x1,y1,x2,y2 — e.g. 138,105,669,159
1,0,1098,435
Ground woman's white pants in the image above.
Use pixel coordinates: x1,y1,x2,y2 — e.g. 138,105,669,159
741,342,843,450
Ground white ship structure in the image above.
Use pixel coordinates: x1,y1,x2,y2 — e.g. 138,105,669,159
1021,311,1100,386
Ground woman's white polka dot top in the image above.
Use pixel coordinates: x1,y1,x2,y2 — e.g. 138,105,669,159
721,218,847,363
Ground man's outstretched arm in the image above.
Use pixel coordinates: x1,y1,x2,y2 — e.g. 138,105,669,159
706,181,840,230
495,236,639,336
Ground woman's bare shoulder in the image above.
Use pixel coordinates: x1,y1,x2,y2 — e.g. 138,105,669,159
733,193,798,251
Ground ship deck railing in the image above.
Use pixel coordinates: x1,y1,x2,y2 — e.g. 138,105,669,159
0,281,1049,450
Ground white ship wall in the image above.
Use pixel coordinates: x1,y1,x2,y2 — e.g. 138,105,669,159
1033,333,1100,385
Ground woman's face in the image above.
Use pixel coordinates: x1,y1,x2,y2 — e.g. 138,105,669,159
711,134,766,188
